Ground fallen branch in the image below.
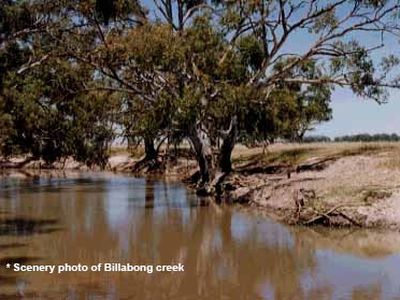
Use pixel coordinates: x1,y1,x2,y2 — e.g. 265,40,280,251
337,211,362,227
303,204,348,225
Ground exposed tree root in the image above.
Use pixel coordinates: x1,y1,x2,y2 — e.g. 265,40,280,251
0,156,36,169
131,157,165,174
292,189,362,227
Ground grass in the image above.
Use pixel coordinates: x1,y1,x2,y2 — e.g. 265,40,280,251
379,155,400,170
258,147,317,165
108,146,144,158
232,142,400,168
337,143,395,157
322,185,393,206
232,146,320,166
108,147,130,156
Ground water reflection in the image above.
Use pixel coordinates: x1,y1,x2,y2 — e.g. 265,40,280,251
0,218,60,236
0,174,399,299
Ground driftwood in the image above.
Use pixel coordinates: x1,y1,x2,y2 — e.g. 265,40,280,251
303,204,362,227
303,204,346,225
292,189,362,227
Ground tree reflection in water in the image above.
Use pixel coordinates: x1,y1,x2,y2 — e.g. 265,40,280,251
0,174,399,299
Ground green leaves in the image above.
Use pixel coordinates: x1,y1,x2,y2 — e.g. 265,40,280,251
237,35,264,72
0,0,34,39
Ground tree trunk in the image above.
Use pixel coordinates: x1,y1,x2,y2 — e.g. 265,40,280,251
144,137,157,160
132,137,159,173
188,125,210,184
218,116,238,173
297,130,306,143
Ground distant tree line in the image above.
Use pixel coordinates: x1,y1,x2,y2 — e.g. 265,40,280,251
303,133,400,143
335,133,400,142
302,136,333,143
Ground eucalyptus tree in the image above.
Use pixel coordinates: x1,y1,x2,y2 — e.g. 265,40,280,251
192,0,400,183
268,59,333,143
0,0,42,154
0,0,123,166
90,0,400,183
37,0,162,165
1,49,120,166
1,0,174,166
99,0,226,167
141,0,400,184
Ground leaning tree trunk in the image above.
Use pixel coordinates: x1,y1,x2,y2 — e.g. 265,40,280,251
188,124,211,184
218,116,238,173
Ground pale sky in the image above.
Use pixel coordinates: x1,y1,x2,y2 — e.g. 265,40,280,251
313,88,400,138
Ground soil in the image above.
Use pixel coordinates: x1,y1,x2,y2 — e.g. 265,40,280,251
222,144,400,229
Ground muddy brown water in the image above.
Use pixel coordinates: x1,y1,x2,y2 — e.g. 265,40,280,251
0,173,400,299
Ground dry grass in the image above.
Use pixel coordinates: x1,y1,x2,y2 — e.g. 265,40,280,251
322,185,393,206
232,142,400,168
108,147,130,156
128,147,145,158
109,146,144,158
379,155,400,170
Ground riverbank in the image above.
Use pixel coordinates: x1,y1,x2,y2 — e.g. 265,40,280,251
0,147,198,177
224,142,400,229
3,142,400,229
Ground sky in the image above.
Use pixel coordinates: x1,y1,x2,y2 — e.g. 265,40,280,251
312,88,400,138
